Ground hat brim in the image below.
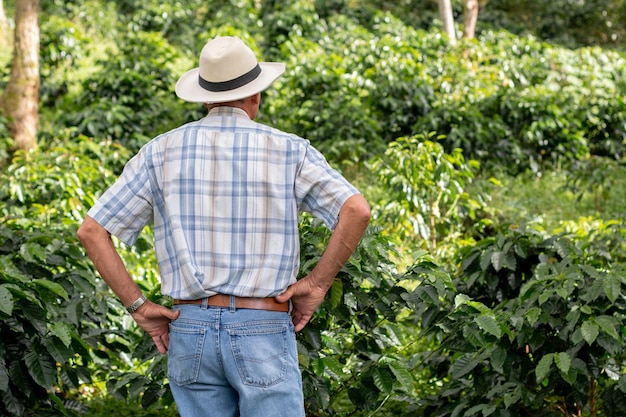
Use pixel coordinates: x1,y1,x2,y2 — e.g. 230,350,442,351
175,62,285,103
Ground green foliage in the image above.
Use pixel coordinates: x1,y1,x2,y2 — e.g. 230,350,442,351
563,156,625,213
371,133,487,255
415,31,626,173
59,32,191,152
408,224,626,416
267,19,383,163
0,137,172,416
82,395,178,417
0,139,122,416
39,15,90,107
484,0,626,49
113,0,222,55
0,116,11,166
295,218,418,416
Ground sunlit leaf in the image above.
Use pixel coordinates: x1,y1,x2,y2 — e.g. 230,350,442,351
32,279,69,301
329,279,343,309
475,315,502,338
603,274,621,303
581,320,599,345
49,322,73,347
555,352,571,374
389,361,414,393
595,315,619,340
0,285,14,315
535,353,553,383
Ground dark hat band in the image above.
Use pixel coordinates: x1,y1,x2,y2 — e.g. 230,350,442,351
198,64,261,92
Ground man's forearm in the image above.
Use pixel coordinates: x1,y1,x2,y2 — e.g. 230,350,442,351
308,194,371,289
77,216,143,307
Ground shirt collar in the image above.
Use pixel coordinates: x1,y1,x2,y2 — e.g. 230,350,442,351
207,106,250,119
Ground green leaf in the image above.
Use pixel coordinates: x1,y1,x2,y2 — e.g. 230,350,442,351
491,251,504,271
419,284,439,305
465,404,487,416
480,249,493,271
595,315,619,340
554,352,571,374
373,367,393,395
328,279,343,309
491,347,506,373
538,289,554,305
519,280,536,300
32,279,69,301
535,353,553,383
581,320,599,345
388,361,414,393
571,328,584,345
1,387,25,416
0,256,30,282
525,307,541,326
603,274,621,303
474,315,502,338
584,278,604,302
0,361,9,391
19,243,47,263
322,356,345,380
463,324,488,348
44,337,75,364
49,322,73,347
466,300,490,314
504,385,522,409
24,350,57,390
451,401,469,417
142,387,166,409
450,353,479,379
454,293,470,308
0,285,14,315
22,301,48,335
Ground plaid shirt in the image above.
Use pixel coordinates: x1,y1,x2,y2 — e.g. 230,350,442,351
87,107,359,299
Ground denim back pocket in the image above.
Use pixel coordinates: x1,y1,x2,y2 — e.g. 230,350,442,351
228,322,288,388
168,320,206,386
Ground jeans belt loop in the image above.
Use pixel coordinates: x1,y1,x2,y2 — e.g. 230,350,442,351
229,295,236,312
201,297,209,310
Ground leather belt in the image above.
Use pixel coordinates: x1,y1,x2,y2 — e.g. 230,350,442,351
173,294,289,312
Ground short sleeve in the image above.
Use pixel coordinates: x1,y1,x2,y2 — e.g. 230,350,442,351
295,144,359,230
87,152,154,246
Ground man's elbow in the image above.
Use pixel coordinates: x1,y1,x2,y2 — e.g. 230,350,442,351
345,194,371,229
77,216,106,247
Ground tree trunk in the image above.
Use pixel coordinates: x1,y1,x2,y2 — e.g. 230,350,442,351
437,0,457,45
462,0,479,39
0,0,9,43
0,0,40,152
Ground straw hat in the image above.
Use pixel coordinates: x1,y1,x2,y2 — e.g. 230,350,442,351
175,36,285,103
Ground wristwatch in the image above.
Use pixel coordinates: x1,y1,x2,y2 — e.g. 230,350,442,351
126,294,147,314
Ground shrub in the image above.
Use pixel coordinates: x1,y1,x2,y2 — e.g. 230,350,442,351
407,224,626,416
370,133,487,257
60,32,190,152
0,137,172,415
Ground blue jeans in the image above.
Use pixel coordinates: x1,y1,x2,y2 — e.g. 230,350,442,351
168,301,305,417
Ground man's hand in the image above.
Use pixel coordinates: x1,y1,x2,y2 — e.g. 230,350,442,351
276,194,370,332
131,301,180,354
275,277,329,332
